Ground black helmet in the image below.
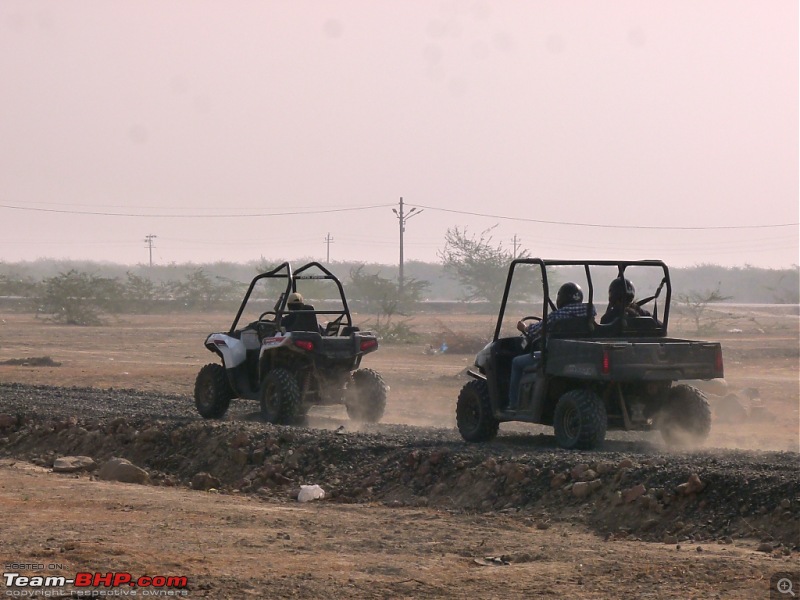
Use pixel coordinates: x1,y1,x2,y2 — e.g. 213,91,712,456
556,282,583,309
608,278,635,303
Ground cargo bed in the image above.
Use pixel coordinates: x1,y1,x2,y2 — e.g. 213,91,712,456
546,337,724,381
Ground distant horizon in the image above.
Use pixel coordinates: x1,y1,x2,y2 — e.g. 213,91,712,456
2,255,798,272
2,254,797,307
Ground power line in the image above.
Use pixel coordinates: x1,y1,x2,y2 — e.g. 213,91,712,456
0,203,394,218
12,199,381,211
1,200,795,230
413,204,798,230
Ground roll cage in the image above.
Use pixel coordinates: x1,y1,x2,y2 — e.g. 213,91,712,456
493,258,672,346
228,261,354,335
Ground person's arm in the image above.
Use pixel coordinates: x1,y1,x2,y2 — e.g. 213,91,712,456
517,319,542,337
527,321,543,337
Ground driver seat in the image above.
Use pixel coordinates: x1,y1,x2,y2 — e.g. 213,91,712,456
547,316,595,338
283,304,319,333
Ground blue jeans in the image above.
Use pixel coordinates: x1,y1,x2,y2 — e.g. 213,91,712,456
509,352,538,410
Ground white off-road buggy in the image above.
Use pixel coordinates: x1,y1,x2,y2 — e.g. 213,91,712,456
194,262,387,425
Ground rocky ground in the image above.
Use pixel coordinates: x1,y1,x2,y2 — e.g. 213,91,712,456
1,381,797,555
0,308,797,597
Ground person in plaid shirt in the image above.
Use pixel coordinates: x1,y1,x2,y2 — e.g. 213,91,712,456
517,299,593,338
508,282,595,411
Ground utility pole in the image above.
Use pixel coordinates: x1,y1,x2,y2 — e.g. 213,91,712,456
511,234,521,259
391,197,423,293
324,233,334,264
144,234,157,267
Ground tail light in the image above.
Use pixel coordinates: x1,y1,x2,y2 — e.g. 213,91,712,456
601,348,611,375
715,347,724,373
294,340,314,351
360,339,378,352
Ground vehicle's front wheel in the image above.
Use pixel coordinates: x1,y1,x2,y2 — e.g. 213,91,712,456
194,363,234,419
658,384,712,446
553,389,607,450
260,368,301,425
456,379,499,443
345,368,387,423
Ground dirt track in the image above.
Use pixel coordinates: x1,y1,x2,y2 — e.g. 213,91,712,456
1,458,795,600
0,382,798,598
0,310,798,598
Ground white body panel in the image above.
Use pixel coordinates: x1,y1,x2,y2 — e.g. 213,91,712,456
205,333,248,368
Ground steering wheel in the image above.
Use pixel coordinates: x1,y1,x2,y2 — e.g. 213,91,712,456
258,311,277,322
519,315,542,346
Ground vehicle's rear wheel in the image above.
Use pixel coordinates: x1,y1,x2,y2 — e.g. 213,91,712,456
456,379,499,443
287,400,312,426
260,368,301,425
345,368,387,423
553,389,607,449
194,363,233,419
658,384,712,446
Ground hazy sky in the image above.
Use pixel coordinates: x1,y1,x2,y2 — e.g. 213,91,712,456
1,1,797,268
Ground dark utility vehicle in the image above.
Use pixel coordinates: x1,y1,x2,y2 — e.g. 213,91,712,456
457,259,724,449
194,262,387,425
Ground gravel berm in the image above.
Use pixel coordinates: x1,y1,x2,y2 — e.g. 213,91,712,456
0,382,797,551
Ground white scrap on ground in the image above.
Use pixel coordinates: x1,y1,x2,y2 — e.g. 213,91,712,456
298,484,325,502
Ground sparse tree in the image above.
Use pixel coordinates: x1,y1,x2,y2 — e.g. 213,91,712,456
676,283,732,333
346,266,428,342
122,272,160,313
38,270,124,325
439,225,528,302
348,266,427,314
166,269,241,311
765,271,800,304
0,272,40,312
